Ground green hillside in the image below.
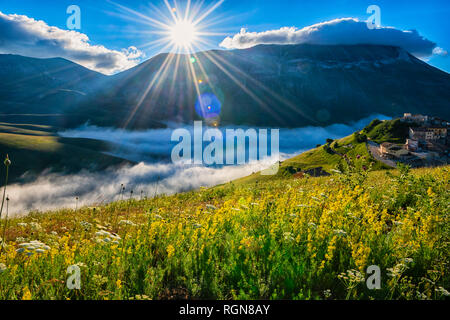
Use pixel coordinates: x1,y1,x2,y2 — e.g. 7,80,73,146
236,130,391,185
362,119,416,144
0,122,132,182
0,165,448,300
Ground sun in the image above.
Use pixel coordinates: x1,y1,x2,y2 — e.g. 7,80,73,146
109,1,226,54
169,20,198,48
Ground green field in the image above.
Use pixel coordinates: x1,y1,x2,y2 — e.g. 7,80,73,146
0,164,448,300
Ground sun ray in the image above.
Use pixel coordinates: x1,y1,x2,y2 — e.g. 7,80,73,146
187,0,206,23
107,0,171,29
189,52,225,118
200,50,286,124
167,53,182,104
192,0,225,26
207,50,319,124
184,0,192,21
122,47,176,128
163,0,179,22
186,55,204,112
105,0,244,127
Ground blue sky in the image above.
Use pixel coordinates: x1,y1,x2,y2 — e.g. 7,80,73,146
0,0,449,73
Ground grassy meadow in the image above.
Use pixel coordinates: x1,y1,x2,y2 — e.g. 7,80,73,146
236,131,391,185
0,161,448,300
0,122,131,182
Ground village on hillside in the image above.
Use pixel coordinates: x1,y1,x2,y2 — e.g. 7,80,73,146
369,114,449,168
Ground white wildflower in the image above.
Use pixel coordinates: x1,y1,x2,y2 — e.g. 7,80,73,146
94,230,120,244
283,232,295,242
119,220,136,226
29,222,42,230
308,222,317,229
435,287,450,297
323,289,332,298
416,291,427,300
334,229,347,237
80,221,93,231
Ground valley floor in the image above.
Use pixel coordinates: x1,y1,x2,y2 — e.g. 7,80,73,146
0,166,448,300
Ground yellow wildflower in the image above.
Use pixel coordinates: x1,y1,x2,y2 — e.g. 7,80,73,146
22,287,32,300
167,245,175,258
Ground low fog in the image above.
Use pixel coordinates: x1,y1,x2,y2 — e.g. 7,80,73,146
6,115,389,215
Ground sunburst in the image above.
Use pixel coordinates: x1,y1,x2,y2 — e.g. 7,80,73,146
107,0,308,129
169,19,198,48
108,0,226,54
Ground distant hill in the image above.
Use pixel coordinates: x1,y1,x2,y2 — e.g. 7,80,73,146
1,44,450,129
0,122,132,183
0,54,106,127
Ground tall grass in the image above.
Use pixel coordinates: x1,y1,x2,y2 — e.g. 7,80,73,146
0,165,448,300
0,155,11,251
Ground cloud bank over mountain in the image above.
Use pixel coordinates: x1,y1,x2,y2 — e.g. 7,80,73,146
220,18,441,59
0,11,143,74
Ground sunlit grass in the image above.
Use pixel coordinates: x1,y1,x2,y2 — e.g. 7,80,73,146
0,165,448,300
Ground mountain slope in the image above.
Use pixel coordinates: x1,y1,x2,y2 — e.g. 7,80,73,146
1,44,450,129
72,44,450,129
0,54,106,126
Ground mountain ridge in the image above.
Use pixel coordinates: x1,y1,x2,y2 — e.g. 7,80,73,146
1,43,449,129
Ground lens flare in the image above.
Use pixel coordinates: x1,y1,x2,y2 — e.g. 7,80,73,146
195,93,222,119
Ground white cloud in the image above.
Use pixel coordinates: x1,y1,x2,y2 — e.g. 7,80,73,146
7,114,389,215
433,47,448,57
6,161,275,215
0,11,144,74
220,18,441,59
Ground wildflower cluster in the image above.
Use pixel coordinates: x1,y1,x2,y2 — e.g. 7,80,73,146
0,166,447,300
